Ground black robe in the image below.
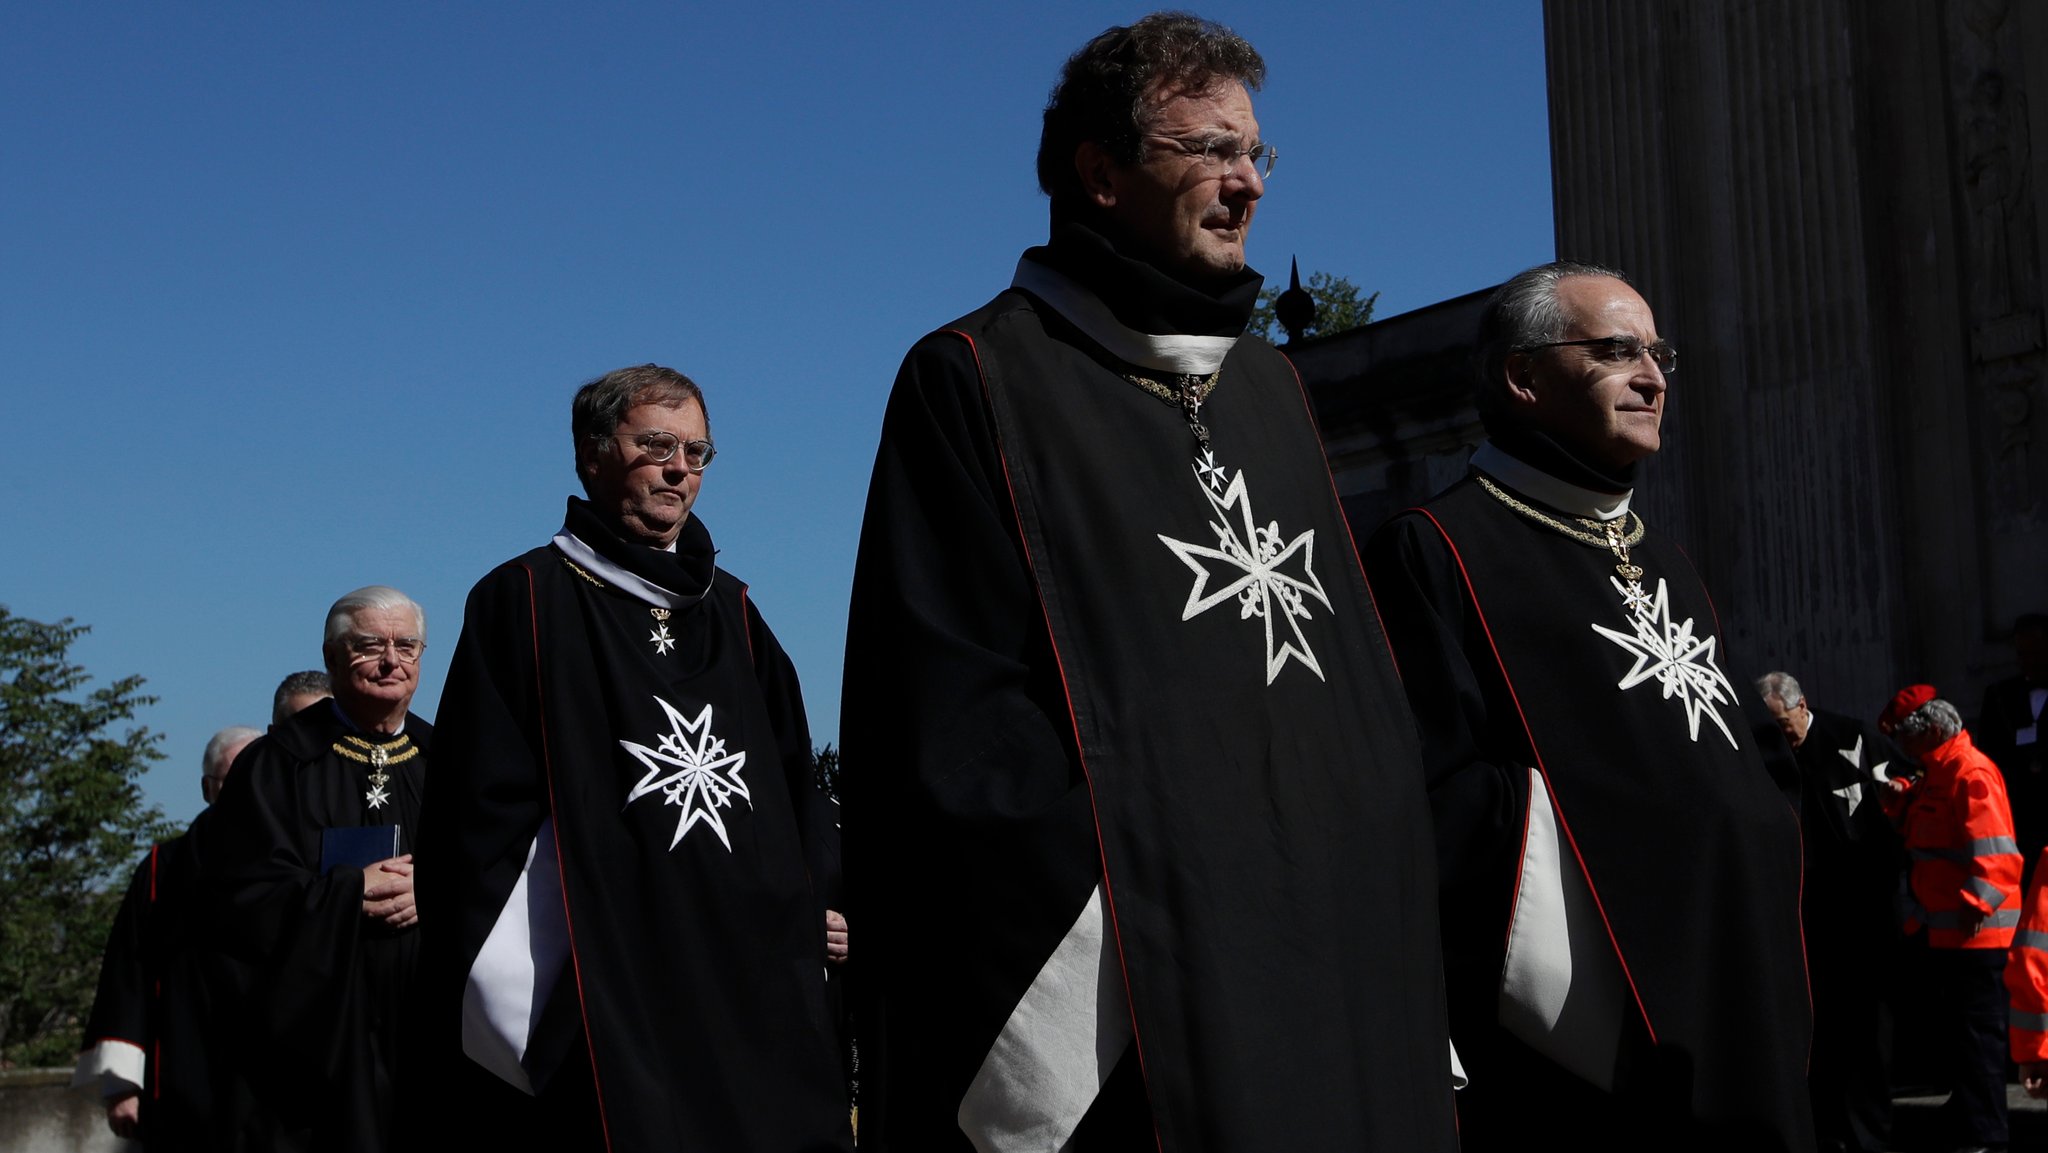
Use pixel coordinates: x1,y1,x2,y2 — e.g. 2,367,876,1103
205,704,429,1153
844,228,1458,1152
1978,673,2048,880
75,825,241,1151
1365,468,1812,1152
415,499,849,1153
1795,707,1904,1151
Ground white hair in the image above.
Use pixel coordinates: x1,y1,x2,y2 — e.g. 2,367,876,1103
1755,671,1804,710
1894,698,1964,743
323,586,425,645
203,725,263,777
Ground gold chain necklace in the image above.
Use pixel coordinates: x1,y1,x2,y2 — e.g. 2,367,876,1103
332,734,416,810
1475,473,1646,582
562,555,606,587
1120,368,1222,458
562,553,676,656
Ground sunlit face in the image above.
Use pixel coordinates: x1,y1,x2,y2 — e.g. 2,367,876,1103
1088,82,1264,284
324,606,423,720
1764,697,1812,748
581,401,708,548
1511,276,1668,472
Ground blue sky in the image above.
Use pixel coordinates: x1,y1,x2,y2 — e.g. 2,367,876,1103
1,2,1553,826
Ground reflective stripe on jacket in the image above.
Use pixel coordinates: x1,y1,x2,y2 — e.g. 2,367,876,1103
1902,729,2023,949
2008,849,2048,1062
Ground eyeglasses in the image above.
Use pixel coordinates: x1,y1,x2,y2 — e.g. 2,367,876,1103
1514,334,1678,375
606,431,717,472
1145,133,1278,178
343,635,424,663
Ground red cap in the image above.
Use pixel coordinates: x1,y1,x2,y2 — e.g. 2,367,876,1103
1880,683,1937,730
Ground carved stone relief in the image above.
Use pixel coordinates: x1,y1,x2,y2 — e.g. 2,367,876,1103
1950,0,2046,530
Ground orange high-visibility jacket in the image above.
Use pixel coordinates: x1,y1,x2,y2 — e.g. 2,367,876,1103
2007,849,2048,1062
1902,728,2023,949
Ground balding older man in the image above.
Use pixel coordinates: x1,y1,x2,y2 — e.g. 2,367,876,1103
73,725,259,1148
1365,261,1810,1151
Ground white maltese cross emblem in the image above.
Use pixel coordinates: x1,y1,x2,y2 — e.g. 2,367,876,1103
1157,457,1334,684
621,696,751,851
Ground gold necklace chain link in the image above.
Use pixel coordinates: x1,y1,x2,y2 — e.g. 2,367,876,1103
561,555,607,588
1118,368,1221,407
1474,473,1645,550
332,734,420,766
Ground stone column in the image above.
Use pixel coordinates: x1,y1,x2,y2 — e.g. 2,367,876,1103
1544,0,2048,711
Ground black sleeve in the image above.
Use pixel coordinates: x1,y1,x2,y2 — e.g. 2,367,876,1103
1360,512,1529,897
741,593,840,912
842,333,1093,843
202,739,368,1081
840,331,1106,1107
413,563,552,1057
78,851,157,1066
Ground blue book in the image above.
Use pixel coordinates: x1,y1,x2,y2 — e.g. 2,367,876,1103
319,825,402,874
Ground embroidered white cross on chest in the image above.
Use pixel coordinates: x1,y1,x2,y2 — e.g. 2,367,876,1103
1590,575,1741,748
620,696,752,851
1157,453,1334,685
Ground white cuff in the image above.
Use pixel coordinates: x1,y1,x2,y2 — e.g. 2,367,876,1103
71,1038,145,1098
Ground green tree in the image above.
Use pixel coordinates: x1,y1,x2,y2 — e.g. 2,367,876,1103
813,744,840,805
0,608,173,1067
1249,271,1380,343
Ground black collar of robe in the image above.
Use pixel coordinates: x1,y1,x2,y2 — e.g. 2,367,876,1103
271,699,432,761
1489,426,1637,495
560,496,715,604
1022,215,1262,346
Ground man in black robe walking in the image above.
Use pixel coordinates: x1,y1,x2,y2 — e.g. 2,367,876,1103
73,724,258,1149
1758,670,1906,1153
842,13,1458,1152
1363,261,1813,1151
417,365,851,1152
206,586,432,1153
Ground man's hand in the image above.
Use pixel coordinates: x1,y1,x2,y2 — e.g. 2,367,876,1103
362,854,417,929
825,908,849,964
106,1090,141,1139
2027,1062,2048,1098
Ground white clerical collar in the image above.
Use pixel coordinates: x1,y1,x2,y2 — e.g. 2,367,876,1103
1470,441,1633,521
551,528,709,611
1012,257,1239,375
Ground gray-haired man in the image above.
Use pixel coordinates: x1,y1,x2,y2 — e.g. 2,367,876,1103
205,585,431,1152
1365,261,1812,1150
